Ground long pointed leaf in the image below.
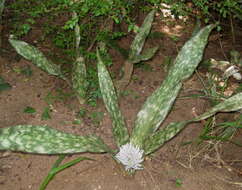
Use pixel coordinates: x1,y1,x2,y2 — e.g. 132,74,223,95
144,92,242,154
39,156,92,190
129,10,155,61
130,46,159,64
144,121,187,154
72,56,87,104
194,92,242,121
9,38,66,80
97,49,129,147
130,24,216,148
0,125,109,154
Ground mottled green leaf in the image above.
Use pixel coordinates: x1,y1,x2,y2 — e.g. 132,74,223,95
9,38,66,80
167,24,216,85
130,83,182,148
72,56,87,104
130,24,215,148
144,92,242,154
194,92,242,121
97,49,129,147
130,46,159,64
129,10,155,61
144,121,187,154
0,125,109,154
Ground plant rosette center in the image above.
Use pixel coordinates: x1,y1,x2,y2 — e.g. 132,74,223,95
115,143,144,171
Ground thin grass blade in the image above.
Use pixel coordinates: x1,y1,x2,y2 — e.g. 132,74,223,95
39,156,92,190
39,155,66,190
131,24,216,148
9,38,66,80
0,125,109,154
97,49,129,147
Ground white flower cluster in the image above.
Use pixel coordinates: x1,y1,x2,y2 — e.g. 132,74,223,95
115,143,144,171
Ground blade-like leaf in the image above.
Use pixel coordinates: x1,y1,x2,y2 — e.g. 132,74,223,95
167,24,216,85
0,125,109,154
39,156,92,190
129,10,155,61
130,46,159,64
130,24,216,148
194,92,242,121
72,56,87,104
144,121,187,154
9,38,66,80
97,49,129,147
144,92,242,154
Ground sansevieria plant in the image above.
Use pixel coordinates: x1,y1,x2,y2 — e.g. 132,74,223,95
1,24,242,175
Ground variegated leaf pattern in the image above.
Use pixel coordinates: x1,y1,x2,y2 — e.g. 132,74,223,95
0,125,109,154
193,92,242,121
9,38,66,80
97,49,129,147
128,10,155,61
72,56,87,104
144,121,187,154
166,24,216,85
130,24,215,148
144,92,242,154
130,46,159,64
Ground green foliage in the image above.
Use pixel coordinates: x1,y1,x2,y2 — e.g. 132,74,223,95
72,56,87,104
23,106,36,114
144,92,242,154
128,10,156,62
39,155,92,190
97,49,129,146
130,24,216,148
118,10,158,89
9,38,66,80
0,125,109,154
41,107,51,120
1,24,242,177
0,76,11,92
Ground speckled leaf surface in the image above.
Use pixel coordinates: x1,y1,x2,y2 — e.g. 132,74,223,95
144,121,187,154
9,38,66,80
194,92,242,121
130,46,159,64
129,10,155,61
0,125,109,154
166,24,215,85
130,24,215,148
97,49,129,147
72,56,87,104
144,92,242,154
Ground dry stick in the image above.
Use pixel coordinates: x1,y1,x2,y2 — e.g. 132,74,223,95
218,34,228,61
229,14,235,46
116,60,134,90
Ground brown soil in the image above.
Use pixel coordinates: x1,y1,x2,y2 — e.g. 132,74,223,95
1,13,242,190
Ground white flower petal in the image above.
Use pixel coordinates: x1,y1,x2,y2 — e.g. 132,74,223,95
115,143,144,171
